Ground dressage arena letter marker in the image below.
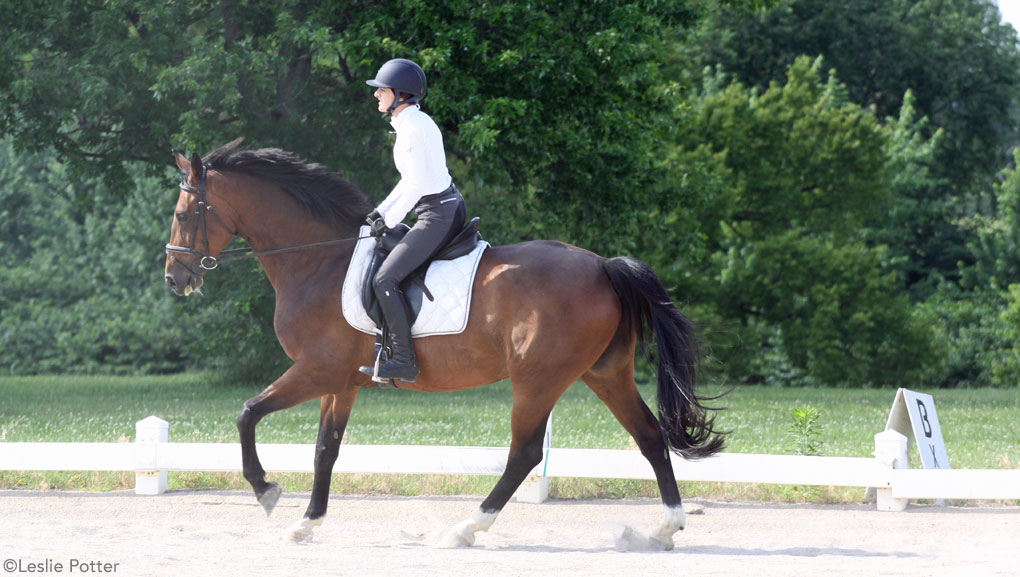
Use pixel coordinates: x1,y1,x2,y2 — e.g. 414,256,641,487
882,388,950,471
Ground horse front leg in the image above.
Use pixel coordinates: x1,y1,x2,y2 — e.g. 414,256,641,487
237,398,281,514
289,388,358,543
236,364,330,516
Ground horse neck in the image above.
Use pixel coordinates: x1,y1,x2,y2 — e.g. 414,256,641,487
220,176,359,292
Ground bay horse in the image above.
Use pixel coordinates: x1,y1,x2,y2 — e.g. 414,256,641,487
164,139,725,549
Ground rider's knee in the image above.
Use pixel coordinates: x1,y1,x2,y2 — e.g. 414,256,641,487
373,275,400,294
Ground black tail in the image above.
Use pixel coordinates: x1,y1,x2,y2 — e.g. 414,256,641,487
603,256,726,460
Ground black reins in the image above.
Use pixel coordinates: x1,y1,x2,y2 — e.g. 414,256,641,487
165,166,368,272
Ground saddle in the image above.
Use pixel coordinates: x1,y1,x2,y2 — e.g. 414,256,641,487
360,216,481,333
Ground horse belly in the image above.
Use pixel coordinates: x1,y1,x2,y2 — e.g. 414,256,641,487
410,331,509,392
405,244,619,391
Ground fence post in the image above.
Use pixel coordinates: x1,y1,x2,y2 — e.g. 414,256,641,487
135,416,168,496
516,413,552,504
873,429,908,511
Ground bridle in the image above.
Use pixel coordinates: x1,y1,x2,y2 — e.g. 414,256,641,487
164,166,368,273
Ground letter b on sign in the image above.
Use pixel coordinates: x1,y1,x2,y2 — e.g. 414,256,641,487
916,399,932,438
890,389,949,470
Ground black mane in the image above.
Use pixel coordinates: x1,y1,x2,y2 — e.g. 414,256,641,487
202,140,372,227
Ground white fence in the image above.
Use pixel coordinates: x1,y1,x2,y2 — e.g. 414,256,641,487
1,416,1018,511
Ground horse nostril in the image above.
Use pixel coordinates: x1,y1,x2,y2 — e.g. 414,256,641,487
165,274,176,288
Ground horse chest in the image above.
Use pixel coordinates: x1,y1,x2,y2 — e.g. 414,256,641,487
272,296,338,352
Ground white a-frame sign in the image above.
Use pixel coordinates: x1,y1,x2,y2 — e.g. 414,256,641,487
883,388,950,470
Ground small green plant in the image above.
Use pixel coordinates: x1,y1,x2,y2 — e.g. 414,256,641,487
787,405,824,456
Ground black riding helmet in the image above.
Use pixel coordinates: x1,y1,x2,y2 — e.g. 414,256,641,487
366,58,427,115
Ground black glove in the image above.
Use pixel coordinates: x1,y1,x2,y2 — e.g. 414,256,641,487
370,215,388,237
365,210,382,225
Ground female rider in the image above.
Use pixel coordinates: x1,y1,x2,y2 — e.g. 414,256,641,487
360,58,467,384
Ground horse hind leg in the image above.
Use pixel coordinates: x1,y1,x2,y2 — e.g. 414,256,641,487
441,387,563,547
581,365,686,551
440,413,549,547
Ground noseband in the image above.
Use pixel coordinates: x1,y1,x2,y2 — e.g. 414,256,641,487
165,166,368,273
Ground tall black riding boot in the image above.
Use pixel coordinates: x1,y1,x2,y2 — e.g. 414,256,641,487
373,281,419,384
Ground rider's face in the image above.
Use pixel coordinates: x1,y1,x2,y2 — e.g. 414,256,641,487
374,87,394,113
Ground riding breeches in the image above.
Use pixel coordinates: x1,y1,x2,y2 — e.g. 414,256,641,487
373,187,467,296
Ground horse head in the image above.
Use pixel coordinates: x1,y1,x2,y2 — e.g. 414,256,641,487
164,142,241,296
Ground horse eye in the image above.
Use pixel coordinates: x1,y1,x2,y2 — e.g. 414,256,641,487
176,212,190,223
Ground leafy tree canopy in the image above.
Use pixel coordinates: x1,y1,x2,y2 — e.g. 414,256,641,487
676,57,937,386
0,0,721,256
684,0,1020,194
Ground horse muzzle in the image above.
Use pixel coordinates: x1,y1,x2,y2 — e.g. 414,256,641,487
165,265,205,297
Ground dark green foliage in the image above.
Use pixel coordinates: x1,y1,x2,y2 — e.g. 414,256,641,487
685,0,1020,193
0,138,287,378
0,139,193,373
674,59,937,387
683,0,1020,295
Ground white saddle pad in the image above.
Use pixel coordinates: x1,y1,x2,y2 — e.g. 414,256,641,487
341,226,488,337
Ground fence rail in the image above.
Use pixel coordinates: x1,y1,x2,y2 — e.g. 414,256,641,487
1,417,1018,510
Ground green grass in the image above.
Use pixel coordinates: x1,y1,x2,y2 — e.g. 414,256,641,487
1,374,1018,502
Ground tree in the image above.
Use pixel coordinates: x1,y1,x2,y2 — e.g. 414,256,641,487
967,149,1020,292
676,58,937,386
0,135,290,377
0,138,194,374
1,1,386,193
929,150,1020,387
0,1,711,252
864,91,957,296
683,0,1020,297
684,0,1020,193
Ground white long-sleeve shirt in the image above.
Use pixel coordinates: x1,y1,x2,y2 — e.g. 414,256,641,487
375,105,453,228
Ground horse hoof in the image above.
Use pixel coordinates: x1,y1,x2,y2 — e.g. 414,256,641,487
288,517,323,543
648,537,674,551
257,483,282,516
649,526,679,551
439,529,475,548
439,508,497,547
648,505,684,550
613,525,675,551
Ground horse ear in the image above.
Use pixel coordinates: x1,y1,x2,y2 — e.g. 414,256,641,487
223,136,245,152
174,150,190,173
190,152,204,179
